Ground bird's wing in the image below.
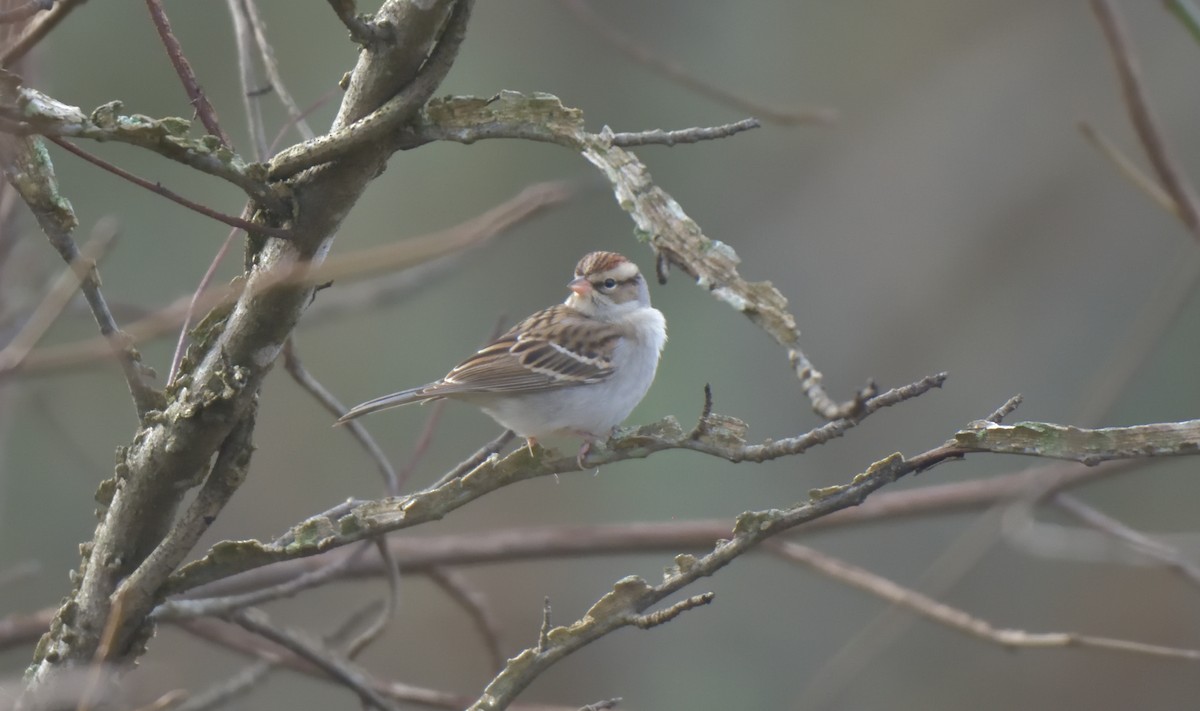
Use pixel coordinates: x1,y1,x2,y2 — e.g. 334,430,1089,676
430,305,621,395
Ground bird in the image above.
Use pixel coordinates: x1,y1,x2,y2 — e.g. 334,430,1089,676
336,251,667,467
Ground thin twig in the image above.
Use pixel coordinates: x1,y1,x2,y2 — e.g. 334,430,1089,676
46,136,291,239
984,394,1023,423
558,0,836,126
155,542,372,621
1167,0,1200,45
393,400,447,492
427,430,515,489
0,225,116,372
230,608,401,711
143,0,230,144
0,0,51,25
178,612,576,710
326,0,391,45
343,538,401,659
1090,0,1200,239
1052,493,1200,588
269,0,474,179
394,314,507,490
537,596,552,653
427,567,504,671
283,338,400,495
167,226,239,384
630,593,714,629
243,0,316,142
1077,121,1178,217
1075,248,1200,425
768,540,1200,662
267,84,340,153
605,118,761,147
577,700,622,711
1,137,160,416
10,181,571,378
0,0,84,67
172,659,272,711
226,0,270,160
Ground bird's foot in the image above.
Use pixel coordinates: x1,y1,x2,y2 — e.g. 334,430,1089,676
575,440,592,470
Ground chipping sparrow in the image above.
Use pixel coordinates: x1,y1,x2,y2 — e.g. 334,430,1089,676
337,251,667,466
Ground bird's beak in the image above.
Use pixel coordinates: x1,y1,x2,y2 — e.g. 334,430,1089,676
568,276,592,296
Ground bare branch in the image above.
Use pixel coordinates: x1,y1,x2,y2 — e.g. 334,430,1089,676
558,0,836,126
46,136,290,238
8,180,571,378
18,0,477,691
0,457,1137,654
283,338,400,495
427,567,504,672
168,373,947,595
395,400,447,492
984,394,1023,423
630,592,714,630
326,0,392,46
1090,0,1200,240
269,0,474,178
464,447,948,710
385,90,872,418
1077,121,1178,217
0,0,83,67
537,597,552,653
0,0,51,25
229,608,402,711
951,418,1200,465
242,0,317,142
171,659,273,711
0,81,283,211
1167,0,1200,45
0,134,161,416
1051,493,1200,588
226,0,270,160
769,540,1200,662
154,542,372,621
605,118,760,147
167,226,239,384
577,700,621,711
108,413,257,640
0,224,116,372
342,538,401,659
143,0,231,145
428,430,515,489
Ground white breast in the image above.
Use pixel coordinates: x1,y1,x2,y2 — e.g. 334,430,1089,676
478,306,666,440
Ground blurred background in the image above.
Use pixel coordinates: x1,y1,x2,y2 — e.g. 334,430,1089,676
3,1,1200,709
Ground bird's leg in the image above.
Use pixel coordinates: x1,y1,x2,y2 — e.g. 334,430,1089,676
574,429,612,470
575,440,592,470
525,437,539,457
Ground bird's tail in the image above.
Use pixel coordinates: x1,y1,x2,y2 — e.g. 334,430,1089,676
335,386,434,425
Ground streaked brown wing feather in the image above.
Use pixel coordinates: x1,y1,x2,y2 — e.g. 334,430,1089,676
425,305,620,396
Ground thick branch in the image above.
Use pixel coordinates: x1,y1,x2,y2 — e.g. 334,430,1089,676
951,419,1200,465
168,374,944,595
20,0,470,691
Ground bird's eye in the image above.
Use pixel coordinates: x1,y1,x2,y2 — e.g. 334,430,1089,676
603,278,617,289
